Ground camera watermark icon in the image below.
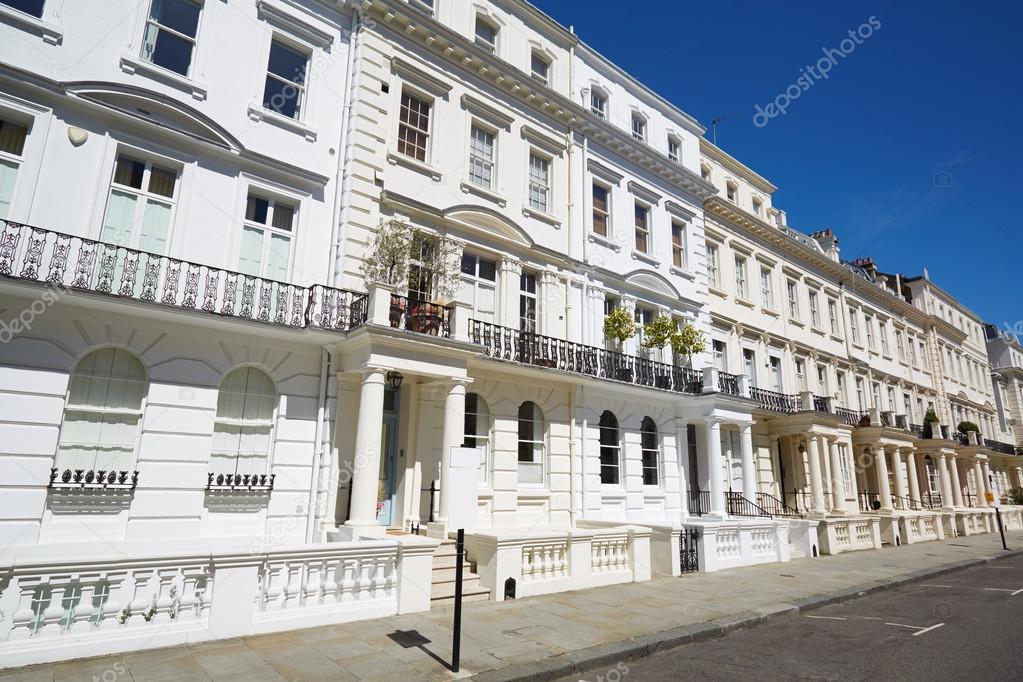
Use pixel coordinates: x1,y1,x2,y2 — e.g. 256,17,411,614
934,172,953,187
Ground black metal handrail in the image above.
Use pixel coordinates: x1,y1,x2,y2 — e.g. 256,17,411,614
390,294,452,337
985,438,1019,455
858,491,881,512
726,489,772,518
835,407,866,427
908,423,925,439
880,412,893,427
750,386,798,413
0,220,367,332
891,493,920,511
963,491,975,508
812,395,830,412
785,488,813,514
717,371,740,396
953,431,969,446
469,320,704,395
756,492,804,518
688,487,711,516
921,490,943,510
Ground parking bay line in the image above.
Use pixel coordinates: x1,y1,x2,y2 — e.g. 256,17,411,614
806,615,846,621
884,622,946,637
982,588,1023,594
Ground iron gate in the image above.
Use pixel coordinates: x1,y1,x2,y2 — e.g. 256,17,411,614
680,527,700,574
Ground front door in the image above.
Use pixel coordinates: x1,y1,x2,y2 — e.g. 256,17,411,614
377,389,400,526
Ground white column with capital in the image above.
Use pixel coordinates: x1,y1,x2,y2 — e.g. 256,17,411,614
806,436,826,514
498,257,523,329
875,446,893,511
431,380,467,535
676,419,690,518
740,423,756,500
974,459,988,507
892,448,908,501
949,455,964,507
345,370,387,537
906,451,922,503
827,437,846,512
703,420,726,516
937,453,954,510
982,460,993,503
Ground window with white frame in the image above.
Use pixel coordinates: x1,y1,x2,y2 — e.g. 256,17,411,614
631,112,646,142
141,0,203,77
817,364,827,395
262,38,308,120
671,221,686,268
872,381,882,410
599,410,621,484
809,290,820,327
635,305,655,355
836,370,846,405
726,181,737,202
397,90,431,162
634,202,650,253
667,136,680,163
751,197,762,215
210,367,276,476
530,51,549,85
55,349,147,473
2,1,44,18
590,89,607,118
592,182,610,236
828,298,839,335
239,193,295,281
838,444,853,495
700,164,711,182
517,401,545,484
468,123,495,189
519,270,538,333
743,348,757,387
760,267,773,308
887,387,896,413
706,244,719,287
786,279,799,318
407,236,435,302
474,15,497,54
865,314,875,349
0,116,28,219
734,256,748,299
896,330,905,360
880,322,890,356
464,393,490,485
527,152,550,213
458,253,497,322
771,356,784,392
101,154,178,254
641,417,660,485
793,357,804,391
855,377,866,410
848,307,860,344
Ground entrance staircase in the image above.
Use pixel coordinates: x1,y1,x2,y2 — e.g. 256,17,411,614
430,538,490,607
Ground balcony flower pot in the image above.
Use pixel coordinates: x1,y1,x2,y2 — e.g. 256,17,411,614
408,303,442,336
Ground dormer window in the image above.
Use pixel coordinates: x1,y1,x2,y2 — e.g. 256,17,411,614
631,113,646,142
751,197,762,215
700,164,711,181
530,52,550,86
667,136,680,163
590,90,607,119
474,15,498,54
726,181,737,202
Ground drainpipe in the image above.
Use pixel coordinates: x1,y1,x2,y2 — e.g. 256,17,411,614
329,4,363,286
306,347,331,543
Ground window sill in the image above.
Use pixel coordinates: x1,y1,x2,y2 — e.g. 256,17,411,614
589,232,621,251
631,250,659,266
789,317,805,328
762,307,780,318
830,333,844,343
387,151,442,181
0,5,61,44
851,342,865,351
709,285,728,298
810,325,827,336
522,205,561,227
736,297,756,309
246,104,317,141
459,180,507,207
670,265,696,281
119,55,208,101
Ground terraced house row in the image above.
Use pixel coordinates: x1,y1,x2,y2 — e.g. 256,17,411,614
0,0,1020,668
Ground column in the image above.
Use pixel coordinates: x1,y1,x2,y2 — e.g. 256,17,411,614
949,455,964,507
827,437,846,512
740,423,756,500
937,453,954,510
892,448,908,501
436,380,467,526
1015,466,1023,488
676,419,690,518
806,435,826,514
982,460,993,504
538,271,562,337
906,451,922,502
345,370,387,533
875,446,893,510
703,419,726,516
498,257,523,329
974,459,988,507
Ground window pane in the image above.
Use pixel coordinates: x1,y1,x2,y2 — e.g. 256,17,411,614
238,226,264,277
267,40,307,83
0,118,28,156
147,165,177,198
263,76,301,119
0,159,17,219
113,157,145,189
143,23,195,76
266,233,291,281
271,202,295,231
478,257,496,281
100,190,139,247
138,200,171,254
246,195,269,224
149,0,201,38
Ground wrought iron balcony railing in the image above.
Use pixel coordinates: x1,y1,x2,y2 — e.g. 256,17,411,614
908,423,925,439
469,320,703,395
726,490,772,518
749,386,798,413
984,438,1020,456
0,221,367,332
688,487,712,516
812,395,830,412
755,492,804,518
835,407,866,427
717,371,740,396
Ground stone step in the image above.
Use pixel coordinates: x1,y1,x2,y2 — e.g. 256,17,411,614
432,553,473,570
430,580,491,604
431,566,482,584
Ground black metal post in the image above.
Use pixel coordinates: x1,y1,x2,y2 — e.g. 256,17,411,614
452,528,464,672
429,481,437,523
996,507,1008,550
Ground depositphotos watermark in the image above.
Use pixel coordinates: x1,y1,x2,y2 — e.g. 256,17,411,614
753,16,882,128
0,282,65,344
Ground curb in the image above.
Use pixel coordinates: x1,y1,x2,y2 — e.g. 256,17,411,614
471,545,1023,682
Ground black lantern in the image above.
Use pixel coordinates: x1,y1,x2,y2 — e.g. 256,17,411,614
387,371,404,390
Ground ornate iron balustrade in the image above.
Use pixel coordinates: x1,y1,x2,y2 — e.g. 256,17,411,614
921,490,943,510
750,386,798,413
389,294,452,337
985,439,1019,455
880,411,893,427
953,431,969,446
688,488,711,516
48,467,138,491
726,490,772,518
755,492,804,518
206,472,275,492
717,371,740,396
469,320,703,395
835,407,866,427
908,423,925,439
812,395,830,412
0,220,367,332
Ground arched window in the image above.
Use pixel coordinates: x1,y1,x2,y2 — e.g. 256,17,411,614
640,417,659,486
211,367,276,475
599,410,620,484
463,393,490,485
517,401,544,485
56,348,147,473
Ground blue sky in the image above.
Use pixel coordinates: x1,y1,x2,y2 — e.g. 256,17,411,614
534,0,1023,330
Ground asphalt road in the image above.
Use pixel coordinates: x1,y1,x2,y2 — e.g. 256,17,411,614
565,552,1023,682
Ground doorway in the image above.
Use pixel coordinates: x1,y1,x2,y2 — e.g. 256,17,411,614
377,388,400,527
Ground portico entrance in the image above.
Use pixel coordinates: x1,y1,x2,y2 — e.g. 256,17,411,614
377,388,400,527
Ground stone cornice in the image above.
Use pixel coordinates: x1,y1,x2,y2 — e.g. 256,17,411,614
700,138,777,194
361,0,716,203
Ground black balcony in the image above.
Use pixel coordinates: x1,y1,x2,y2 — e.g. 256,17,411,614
0,220,367,332
726,490,772,518
717,371,740,396
469,320,703,395
812,395,830,413
835,407,867,427
389,294,452,337
688,487,712,516
984,438,1019,456
908,423,925,439
750,386,798,413
891,494,921,511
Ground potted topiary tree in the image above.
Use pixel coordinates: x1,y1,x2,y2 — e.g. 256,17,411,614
603,305,636,381
922,408,940,439
642,315,706,388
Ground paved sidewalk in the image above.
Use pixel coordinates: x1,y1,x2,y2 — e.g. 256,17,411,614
3,530,1021,682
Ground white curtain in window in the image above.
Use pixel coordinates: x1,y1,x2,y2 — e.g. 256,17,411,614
266,233,291,281
0,159,17,218
138,200,171,253
238,226,264,276
100,190,138,247
458,277,496,322
56,349,147,472
211,368,276,475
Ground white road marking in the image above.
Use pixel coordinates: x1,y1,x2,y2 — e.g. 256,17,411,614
806,615,846,620
850,615,882,620
983,588,1015,592
1013,589,1023,596
912,623,945,637
885,622,924,630
919,584,951,588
